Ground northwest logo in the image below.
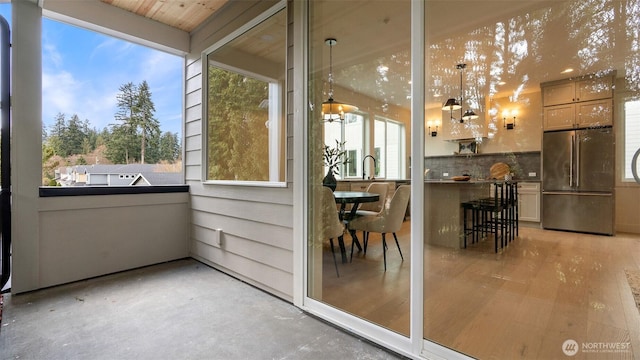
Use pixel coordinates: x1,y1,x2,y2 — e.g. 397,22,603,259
562,339,579,356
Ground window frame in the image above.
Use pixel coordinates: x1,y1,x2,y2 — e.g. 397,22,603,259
200,1,288,188
323,112,407,180
623,99,640,183
38,12,186,194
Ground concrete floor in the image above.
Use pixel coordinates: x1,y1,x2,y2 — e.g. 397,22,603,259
0,259,403,360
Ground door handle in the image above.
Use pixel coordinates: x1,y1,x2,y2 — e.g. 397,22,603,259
575,134,580,188
570,135,574,187
633,147,640,184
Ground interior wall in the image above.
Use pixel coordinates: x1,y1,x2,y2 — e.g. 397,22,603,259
186,0,295,301
425,91,543,156
481,91,543,153
616,186,640,233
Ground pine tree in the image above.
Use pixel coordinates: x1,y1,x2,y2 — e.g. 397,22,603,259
112,81,159,164
136,81,160,163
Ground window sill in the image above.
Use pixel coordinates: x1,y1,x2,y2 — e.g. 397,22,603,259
202,180,288,188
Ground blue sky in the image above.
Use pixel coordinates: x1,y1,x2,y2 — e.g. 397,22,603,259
0,4,183,137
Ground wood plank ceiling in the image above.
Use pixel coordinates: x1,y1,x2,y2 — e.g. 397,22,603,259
100,0,229,32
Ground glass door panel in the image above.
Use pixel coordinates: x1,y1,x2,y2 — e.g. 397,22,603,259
307,0,412,336
424,1,638,359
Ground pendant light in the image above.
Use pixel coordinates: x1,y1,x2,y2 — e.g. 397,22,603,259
442,63,478,123
321,38,358,122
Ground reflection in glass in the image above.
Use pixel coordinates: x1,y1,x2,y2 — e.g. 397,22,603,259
425,1,639,358
307,0,412,336
205,9,286,182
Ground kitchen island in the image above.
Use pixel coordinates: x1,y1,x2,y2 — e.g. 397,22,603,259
424,180,494,248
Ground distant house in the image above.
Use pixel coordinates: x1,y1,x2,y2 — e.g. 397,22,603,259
58,164,183,186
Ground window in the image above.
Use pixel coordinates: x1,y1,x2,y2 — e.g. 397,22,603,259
323,112,364,179
374,116,405,179
204,6,286,183
323,113,406,179
624,100,640,181
346,150,358,177
41,16,184,187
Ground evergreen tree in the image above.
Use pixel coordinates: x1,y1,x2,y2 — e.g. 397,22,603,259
144,130,161,164
64,114,86,156
207,67,269,180
112,81,160,164
48,113,67,156
136,81,160,163
159,131,180,162
105,123,139,164
112,82,140,163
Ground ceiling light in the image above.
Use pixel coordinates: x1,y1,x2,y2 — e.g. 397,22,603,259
321,38,358,122
561,68,574,74
442,63,477,123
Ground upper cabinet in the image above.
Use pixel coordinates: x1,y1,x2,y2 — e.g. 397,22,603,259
541,72,615,131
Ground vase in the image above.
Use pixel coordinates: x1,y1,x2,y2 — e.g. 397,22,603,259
323,169,337,191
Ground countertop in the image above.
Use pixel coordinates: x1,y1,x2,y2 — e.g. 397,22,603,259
338,179,411,182
424,179,541,184
338,178,540,183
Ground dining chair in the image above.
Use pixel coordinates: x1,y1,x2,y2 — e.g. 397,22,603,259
355,182,390,216
347,185,410,271
321,186,345,277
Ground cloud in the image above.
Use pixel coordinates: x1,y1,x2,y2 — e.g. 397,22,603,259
91,37,136,61
41,20,183,136
42,69,118,131
42,70,77,113
43,43,63,68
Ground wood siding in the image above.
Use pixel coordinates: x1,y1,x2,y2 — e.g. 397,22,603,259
186,0,294,301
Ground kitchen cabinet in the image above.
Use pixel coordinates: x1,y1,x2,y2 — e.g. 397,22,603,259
541,73,614,131
576,99,613,128
542,75,613,107
543,99,612,131
518,182,540,222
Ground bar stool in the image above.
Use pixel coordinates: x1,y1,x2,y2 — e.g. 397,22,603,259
461,181,518,252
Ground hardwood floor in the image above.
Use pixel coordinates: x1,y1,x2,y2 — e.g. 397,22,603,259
319,221,640,359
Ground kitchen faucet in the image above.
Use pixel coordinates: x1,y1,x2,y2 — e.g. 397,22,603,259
362,154,377,179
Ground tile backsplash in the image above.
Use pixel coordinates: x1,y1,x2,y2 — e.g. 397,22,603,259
424,151,541,180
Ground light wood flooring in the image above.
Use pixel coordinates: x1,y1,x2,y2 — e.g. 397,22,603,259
319,221,640,359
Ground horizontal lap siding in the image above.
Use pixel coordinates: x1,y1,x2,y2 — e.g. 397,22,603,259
185,0,294,301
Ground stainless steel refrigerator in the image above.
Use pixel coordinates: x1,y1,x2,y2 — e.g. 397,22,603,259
542,128,614,235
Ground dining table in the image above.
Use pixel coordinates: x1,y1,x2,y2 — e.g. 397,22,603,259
332,190,380,262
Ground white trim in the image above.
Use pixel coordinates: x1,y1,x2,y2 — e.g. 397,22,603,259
304,298,415,359
292,0,307,308
206,60,278,84
268,81,282,182
410,0,425,356
42,2,188,55
201,0,286,56
202,180,288,188
199,0,287,184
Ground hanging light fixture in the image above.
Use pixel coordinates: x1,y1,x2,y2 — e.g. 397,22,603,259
442,63,478,123
321,38,358,122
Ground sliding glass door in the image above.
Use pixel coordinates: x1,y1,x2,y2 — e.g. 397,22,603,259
306,0,412,337
304,0,640,358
